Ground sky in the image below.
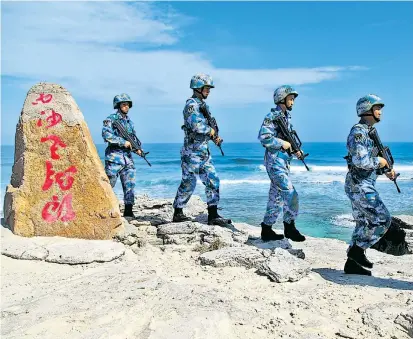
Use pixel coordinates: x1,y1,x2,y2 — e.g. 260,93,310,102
1,1,413,145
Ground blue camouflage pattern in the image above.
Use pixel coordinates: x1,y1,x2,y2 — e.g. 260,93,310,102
105,161,136,205
258,106,299,224
102,112,136,166
345,122,391,249
356,94,384,117
102,111,137,204
190,73,215,89
173,96,220,208
113,93,133,109
273,85,298,105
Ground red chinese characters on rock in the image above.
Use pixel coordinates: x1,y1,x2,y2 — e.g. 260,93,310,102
41,135,67,160
37,110,62,128
32,93,53,105
34,92,77,224
42,161,77,191
42,194,76,223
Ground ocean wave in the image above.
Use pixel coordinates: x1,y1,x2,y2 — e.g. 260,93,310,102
330,214,355,228
257,164,413,174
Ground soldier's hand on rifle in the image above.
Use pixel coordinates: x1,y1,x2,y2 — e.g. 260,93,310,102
385,169,396,180
124,141,132,149
378,156,389,168
214,136,222,145
282,141,292,151
136,149,142,156
210,128,216,138
294,150,303,159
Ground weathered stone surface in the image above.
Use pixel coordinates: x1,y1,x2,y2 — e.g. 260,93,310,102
199,246,267,268
1,227,125,264
248,238,292,250
394,310,413,337
114,221,160,247
257,248,311,283
157,222,200,235
128,194,206,226
1,234,49,261
3,83,122,239
157,222,249,247
358,303,413,338
45,240,125,264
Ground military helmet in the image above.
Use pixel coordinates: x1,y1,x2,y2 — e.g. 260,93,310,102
113,93,132,109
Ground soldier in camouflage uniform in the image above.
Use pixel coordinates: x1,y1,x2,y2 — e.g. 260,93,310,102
344,94,395,275
102,93,142,218
258,85,306,242
172,74,231,226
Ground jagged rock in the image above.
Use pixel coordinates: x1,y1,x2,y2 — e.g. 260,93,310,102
405,229,413,249
394,310,413,337
3,82,122,239
157,222,200,235
127,194,206,226
115,221,160,247
358,303,413,338
257,248,311,283
286,248,306,260
248,238,292,250
1,227,125,264
157,222,248,247
200,246,309,283
198,224,249,247
393,215,413,230
371,219,412,256
199,246,268,268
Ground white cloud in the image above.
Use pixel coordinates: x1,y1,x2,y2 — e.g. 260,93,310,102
2,2,366,107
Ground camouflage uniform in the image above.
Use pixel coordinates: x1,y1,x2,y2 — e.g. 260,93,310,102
258,106,299,225
345,122,391,249
173,96,220,208
102,112,136,205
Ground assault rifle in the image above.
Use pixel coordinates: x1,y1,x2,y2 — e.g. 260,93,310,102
272,111,310,171
112,120,152,167
199,103,224,156
369,127,400,193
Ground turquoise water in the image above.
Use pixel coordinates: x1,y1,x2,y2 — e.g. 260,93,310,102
2,142,412,242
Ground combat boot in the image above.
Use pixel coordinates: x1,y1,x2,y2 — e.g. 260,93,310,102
172,208,191,222
347,245,373,268
284,220,306,242
344,258,372,276
207,205,232,226
261,223,284,241
123,204,137,218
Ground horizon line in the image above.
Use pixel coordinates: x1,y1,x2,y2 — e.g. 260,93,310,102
2,141,413,147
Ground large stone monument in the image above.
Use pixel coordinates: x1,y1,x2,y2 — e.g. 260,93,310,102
3,83,123,239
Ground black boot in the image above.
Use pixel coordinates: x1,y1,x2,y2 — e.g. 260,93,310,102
123,204,136,218
347,245,373,269
284,221,306,242
261,223,284,241
172,208,191,222
207,205,232,226
344,258,372,276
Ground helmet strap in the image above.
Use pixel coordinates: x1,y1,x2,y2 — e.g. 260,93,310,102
360,110,380,123
194,88,207,100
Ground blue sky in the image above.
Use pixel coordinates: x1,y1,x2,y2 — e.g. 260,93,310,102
2,1,413,145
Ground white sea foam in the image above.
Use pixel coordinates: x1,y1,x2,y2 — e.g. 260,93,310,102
330,214,356,228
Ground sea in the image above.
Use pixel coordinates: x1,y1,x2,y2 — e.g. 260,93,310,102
1,142,412,242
